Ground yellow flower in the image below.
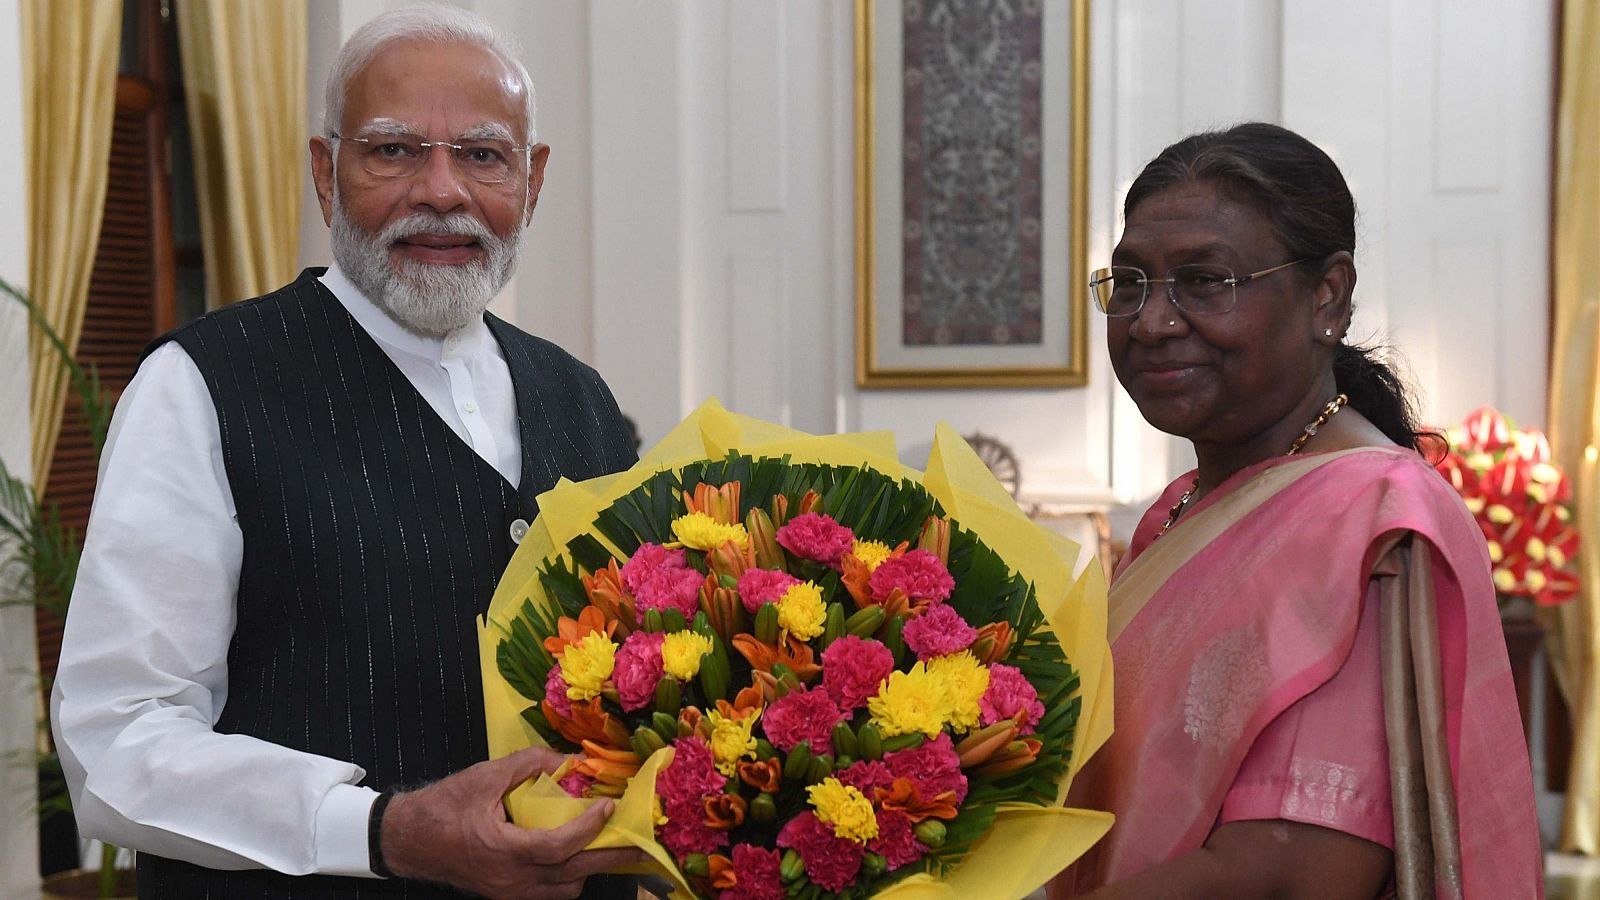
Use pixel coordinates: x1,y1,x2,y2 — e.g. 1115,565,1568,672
850,539,893,573
673,512,750,552
1493,567,1519,593
661,631,715,681
1526,537,1548,562
776,581,826,641
867,662,952,739
560,633,617,701
807,778,879,843
706,706,761,775
925,651,990,733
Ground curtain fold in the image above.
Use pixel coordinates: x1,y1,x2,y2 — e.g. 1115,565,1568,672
1547,0,1600,857
21,0,123,491
175,0,307,308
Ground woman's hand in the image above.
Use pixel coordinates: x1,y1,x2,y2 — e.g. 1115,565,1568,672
1061,818,1392,900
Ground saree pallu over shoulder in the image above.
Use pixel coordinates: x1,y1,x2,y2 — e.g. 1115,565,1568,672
1064,448,1542,898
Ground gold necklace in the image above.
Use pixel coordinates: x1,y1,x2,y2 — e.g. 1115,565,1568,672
1156,393,1349,538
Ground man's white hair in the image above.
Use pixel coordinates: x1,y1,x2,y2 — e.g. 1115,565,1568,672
324,5,537,143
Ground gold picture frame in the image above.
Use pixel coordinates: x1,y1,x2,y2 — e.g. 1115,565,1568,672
855,0,1090,388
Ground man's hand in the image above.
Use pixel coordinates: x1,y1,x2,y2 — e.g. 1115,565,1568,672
380,746,650,899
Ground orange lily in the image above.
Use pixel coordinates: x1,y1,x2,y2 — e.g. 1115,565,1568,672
543,605,616,658
731,634,821,681
582,560,636,635
708,854,738,891
745,507,786,569
954,720,1020,768
699,580,747,642
572,740,642,786
678,705,712,741
702,793,747,831
715,685,765,720
974,738,1043,777
767,493,792,528
543,696,631,750
971,620,1015,665
916,515,951,564
874,777,959,823
685,482,742,525
738,758,782,793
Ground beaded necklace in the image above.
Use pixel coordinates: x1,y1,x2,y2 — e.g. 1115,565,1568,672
1155,393,1349,539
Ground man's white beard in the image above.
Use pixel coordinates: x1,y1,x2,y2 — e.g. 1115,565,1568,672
330,193,522,337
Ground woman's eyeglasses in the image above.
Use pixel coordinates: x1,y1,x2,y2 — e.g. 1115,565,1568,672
1088,259,1311,317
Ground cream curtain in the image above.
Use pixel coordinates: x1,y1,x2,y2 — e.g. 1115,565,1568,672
175,0,307,307
21,0,123,491
1547,0,1600,857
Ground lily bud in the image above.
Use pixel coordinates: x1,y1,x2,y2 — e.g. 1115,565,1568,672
972,621,1014,665
913,819,947,847
916,515,951,564
745,508,786,570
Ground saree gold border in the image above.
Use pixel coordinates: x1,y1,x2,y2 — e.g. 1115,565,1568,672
1106,448,1398,644
854,0,1091,389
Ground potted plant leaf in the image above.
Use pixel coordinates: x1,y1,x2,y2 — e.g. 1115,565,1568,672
0,276,133,898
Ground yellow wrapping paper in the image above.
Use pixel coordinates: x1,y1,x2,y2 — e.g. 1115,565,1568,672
478,399,1113,898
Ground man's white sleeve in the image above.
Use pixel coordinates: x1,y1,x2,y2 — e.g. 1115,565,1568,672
50,342,379,877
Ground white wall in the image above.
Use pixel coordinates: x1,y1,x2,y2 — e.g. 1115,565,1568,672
0,0,39,888
305,0,1555,521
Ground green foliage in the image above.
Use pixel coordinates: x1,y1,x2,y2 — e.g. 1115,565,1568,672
0,277,123,887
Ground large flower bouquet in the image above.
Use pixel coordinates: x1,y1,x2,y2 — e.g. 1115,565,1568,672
1435,405,1580,607
478,401,1112,899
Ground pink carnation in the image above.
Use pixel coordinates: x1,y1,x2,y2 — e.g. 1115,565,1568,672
659,805,726,858
868,550,955,604
613,631,666,712
657,736,727,804
558,770,595,798
777,812,863,892
634,567,706,618
980,663,1044,734
835,760,896,796
543,664,573,718
721,844,785,900
820,636,896,710
760,687,843,755
776,512,856,565
656,737,729,857
736,568,802,614
900,603,978,660
868,807,928,870
620,543,688,593
884,733,968,804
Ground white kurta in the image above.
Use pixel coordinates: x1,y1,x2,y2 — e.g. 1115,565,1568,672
51,266,521,876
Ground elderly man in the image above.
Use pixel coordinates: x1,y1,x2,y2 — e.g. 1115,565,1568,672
52,7,643,898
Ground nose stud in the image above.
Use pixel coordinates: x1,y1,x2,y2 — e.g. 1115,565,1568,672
1167,320,1177,327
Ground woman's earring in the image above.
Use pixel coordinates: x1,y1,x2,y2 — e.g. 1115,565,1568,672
1324,328,1334,337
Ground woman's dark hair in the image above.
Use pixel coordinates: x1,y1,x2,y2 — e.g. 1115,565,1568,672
1124,122,1434,455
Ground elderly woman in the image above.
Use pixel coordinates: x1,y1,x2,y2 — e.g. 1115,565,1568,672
1053,124,1542,898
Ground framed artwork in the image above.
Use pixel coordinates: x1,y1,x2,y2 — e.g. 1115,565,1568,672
855,0,1090,388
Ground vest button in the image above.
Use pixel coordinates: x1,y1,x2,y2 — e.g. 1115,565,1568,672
509,518,530,544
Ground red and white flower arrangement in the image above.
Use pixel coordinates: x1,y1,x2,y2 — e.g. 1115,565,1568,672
1436,406,1581,607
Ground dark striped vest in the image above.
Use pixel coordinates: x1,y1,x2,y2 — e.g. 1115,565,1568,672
135,270,638,899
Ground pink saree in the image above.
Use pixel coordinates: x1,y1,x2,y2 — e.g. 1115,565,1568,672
1059,447,1542,897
